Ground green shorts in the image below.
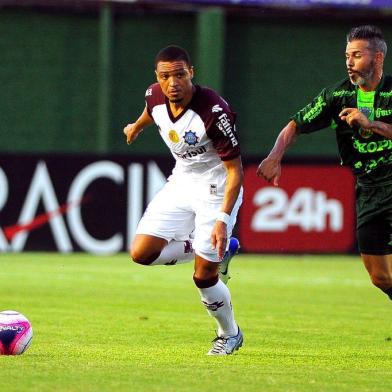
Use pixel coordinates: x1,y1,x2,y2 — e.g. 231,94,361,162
356,180,392,255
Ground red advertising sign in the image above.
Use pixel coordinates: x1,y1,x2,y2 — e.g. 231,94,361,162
239,164,356,253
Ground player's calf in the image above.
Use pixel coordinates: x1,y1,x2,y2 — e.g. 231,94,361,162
362,254,392,300
369,272,392,299
193,260,240,355
369,272,392,290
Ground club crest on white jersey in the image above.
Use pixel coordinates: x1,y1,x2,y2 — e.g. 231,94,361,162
145,83,241,171
183,131,199,146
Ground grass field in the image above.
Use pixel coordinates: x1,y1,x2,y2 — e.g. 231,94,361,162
0,253,391,392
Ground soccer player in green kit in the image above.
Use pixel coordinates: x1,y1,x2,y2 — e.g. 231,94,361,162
257,25,392,301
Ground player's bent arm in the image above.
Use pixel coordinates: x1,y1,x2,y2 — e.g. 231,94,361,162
256,120,300,186
367,121,392,140
123,107,154,145
339,108,392,139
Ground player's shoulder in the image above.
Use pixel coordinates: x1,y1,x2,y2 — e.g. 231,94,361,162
191,85,234,118
383,74,392,83
194,85,231,107
145,83,165,107
323,77,353,94
317,78,354,103
380,74,392,91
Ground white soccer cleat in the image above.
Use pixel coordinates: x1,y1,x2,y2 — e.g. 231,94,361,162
219,237,240,285
207,327,243,356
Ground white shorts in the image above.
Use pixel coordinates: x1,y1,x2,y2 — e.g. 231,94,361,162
135,170,243,262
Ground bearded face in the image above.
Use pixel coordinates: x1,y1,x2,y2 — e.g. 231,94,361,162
346,40,379,88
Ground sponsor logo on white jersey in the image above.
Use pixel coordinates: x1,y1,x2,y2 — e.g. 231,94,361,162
212,104,223,113
216,113,238,147
168,130,180,143
174,145,207,159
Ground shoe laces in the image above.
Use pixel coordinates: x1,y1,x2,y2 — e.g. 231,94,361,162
210,335,229,354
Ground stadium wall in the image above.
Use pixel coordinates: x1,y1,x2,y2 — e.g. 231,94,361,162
0,5,391,158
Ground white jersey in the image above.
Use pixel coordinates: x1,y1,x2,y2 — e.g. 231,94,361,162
145,83,240,178
138,83,243,261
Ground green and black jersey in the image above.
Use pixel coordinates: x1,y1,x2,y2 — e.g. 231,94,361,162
292,75,392,183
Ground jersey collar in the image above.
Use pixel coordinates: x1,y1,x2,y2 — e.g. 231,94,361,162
165,84,198,123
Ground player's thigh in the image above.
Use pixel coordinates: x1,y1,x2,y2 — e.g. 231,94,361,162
356,181,392,254
193,190,243,262
135,181,194,242
357,211,392,256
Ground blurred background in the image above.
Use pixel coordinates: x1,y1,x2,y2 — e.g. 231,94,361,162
0,0,391,255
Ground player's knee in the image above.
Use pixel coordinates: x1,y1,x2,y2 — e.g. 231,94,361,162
370,272,392,291
130,248,159,265
193,274,219,288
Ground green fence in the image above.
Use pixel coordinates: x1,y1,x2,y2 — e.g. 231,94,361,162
0,5,391,158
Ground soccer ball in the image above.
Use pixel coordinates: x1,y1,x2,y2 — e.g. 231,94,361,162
0,310,33,355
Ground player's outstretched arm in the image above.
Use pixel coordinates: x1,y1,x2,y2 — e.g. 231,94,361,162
123,107,154,145
211,156,243,261
256,120,299,186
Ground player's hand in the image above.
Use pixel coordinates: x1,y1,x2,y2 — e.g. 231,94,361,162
256,157,281,186
123,123,142,145
211,221,227,261
339,108,371,129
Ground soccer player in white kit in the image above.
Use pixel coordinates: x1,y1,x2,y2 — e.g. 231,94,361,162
123,45,243,355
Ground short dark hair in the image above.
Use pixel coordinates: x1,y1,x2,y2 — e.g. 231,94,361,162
155,45,192,69
347,25,387,56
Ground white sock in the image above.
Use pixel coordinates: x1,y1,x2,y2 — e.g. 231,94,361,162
150,240,194,265
198,280,238,337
